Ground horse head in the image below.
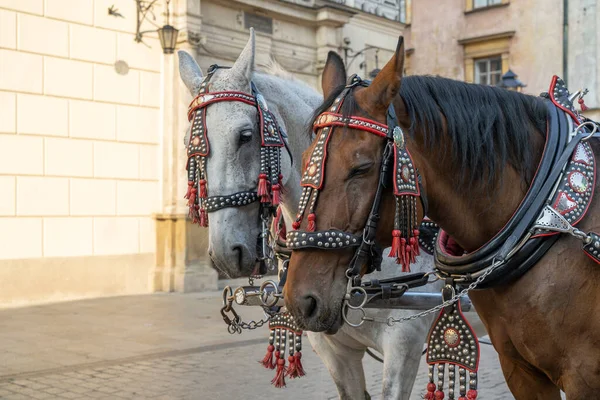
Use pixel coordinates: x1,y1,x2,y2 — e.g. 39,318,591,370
178,29,295,278
284,37,426,332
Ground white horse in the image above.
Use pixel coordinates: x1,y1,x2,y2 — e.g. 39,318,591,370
178,29,439,400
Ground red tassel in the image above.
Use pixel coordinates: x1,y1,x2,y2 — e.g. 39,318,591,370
199,179,207,198
466,389,477,399
184,181,193,200
307,213,316,232
413,229,420,256
199,208,208,227
258,173,270,203
189,204,200,225
260,345,275,369
272,184,281,206
271,358,287,388
292,220,301,230
424,382,436,399
286,355,296,378
187,188,197,208
404,244,412,272
578,97,589,111
434,390,445,400
409,237,418,263
388,230,401,259
293,352,305,377
399,237,408,270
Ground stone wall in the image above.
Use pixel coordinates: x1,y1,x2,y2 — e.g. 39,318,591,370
0,0,162,306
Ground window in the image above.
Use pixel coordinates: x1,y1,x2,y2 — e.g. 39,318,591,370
399,0,407,23
474,56,502,85
474,0,501,8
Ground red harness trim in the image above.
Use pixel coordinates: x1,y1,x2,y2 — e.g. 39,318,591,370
187,91,257,120
313,112,388,138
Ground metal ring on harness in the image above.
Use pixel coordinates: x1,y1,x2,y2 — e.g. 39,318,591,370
222,286,233,310
342,303,367,328
259,280,280,308
345,286,369,310
577,121,599,141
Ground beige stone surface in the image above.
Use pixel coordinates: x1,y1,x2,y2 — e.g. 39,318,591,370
116,180,159,216
93,0,139,33
69,99,116,140
69,178,117,216
17,13,68,57
139,71,161,108
93,217,139,255
93,141,139,179
43,217,93,257
93,63,140,105
139,144,159,180
44,137,94,177
116,33,162,72
0,176,15,215
0,9,16,49
69,24,117,64
0,49,43,93
0,254,153,307
116,105,160,144
16,176,69,216
0,91,16,133
139,216,156,253
45,0,94,25
16,93,68,136
44,57,93,100
0,134,43,175
0,217,42,260
0,0,42,15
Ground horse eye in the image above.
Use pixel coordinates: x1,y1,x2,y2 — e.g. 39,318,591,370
347,163,373,179
239,129,253,144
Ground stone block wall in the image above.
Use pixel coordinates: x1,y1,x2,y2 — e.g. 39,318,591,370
0,0,163,306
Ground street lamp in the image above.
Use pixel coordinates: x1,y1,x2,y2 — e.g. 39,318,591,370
342,37,380,78
134,0,179,54
496,69,526,92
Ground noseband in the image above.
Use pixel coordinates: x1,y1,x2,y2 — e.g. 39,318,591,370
185,64,289,274
287,75,427,280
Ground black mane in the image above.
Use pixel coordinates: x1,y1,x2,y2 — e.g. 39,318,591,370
310,75,548,190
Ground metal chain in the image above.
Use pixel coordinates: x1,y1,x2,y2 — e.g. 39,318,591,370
220,303,272,334
358,260,500,326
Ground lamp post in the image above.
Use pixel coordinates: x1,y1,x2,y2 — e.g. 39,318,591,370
134,0,179,54
496,69,526,92
341,38,380,78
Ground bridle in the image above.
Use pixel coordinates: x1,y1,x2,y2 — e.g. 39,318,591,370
185,64,291,275
286,74,427,282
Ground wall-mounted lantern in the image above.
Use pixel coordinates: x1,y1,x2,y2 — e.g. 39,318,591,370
134,0,179,54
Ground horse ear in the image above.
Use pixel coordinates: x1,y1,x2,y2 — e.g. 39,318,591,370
365,36,405,109
321,51,346,99
230,28,255,81
178,50,204,96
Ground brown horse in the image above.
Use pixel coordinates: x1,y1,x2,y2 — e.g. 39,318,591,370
284,36,600,399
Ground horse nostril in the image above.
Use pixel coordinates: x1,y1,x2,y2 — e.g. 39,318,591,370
300,295,318,319
231,245,243,271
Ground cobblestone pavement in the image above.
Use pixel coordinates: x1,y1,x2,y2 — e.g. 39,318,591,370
0,285,515,399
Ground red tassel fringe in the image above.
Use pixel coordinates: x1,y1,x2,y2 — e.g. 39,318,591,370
307,213,316,232
466,389,478,399
272,184,281,206
434,390,445,399
294,352,305,377
260,345,275,369
258,173,270,203
199,208,208,227
286,352,305,379
271,358,287,388
292,220,301,230
579,97,589,111
184,181,193,200
199,179,207,198
413,229,420,256
424,382,436,399
388,230,401,259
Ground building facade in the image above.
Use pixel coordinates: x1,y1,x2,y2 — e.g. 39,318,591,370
0,0,597,307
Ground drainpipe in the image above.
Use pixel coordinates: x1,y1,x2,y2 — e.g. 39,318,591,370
563,0,569,86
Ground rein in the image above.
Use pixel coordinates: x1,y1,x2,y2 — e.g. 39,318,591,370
287,74,428,281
